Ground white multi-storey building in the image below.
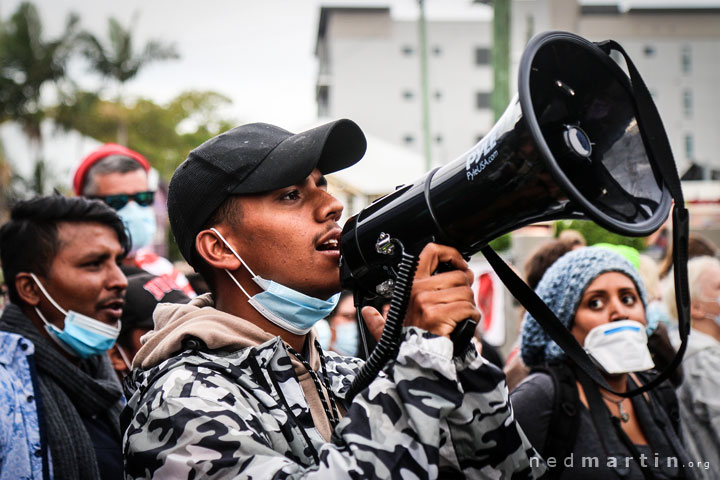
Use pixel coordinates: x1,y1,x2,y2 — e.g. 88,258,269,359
511,0,720,179
316,0,720,178
316,2,495,168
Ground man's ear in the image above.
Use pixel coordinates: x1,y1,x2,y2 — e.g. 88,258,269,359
195,228,242,271
690,299,705,321
15,273,42,306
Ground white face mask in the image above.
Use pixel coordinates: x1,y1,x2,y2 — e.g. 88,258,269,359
584,319,655,375
698,295,720,328
210,228,340,335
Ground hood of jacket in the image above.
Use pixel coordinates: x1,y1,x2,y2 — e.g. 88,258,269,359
133,293,323,371
130,293,338,440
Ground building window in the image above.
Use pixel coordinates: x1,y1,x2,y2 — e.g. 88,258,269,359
402,89,414,100
683,90,693,117
685,134,694,159
475,47,491,66
403,134,415,145
643,45,655,57
401,45,414,56
435,134,443,144
681,45,692,74
476,92,491,109
432,45,442,56
434,90,442,100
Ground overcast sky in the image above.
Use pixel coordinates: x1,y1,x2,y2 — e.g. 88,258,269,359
2,0,348,130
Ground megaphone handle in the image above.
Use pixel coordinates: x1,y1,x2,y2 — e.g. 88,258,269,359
450,318,477,356
435,261,477,355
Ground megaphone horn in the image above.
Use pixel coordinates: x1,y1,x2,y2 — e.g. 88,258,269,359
340,30,672,296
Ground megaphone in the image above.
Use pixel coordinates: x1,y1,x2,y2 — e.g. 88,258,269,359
340,31,671,294
340,31,687,401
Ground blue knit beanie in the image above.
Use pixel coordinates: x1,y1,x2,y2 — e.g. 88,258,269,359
520,246,648,367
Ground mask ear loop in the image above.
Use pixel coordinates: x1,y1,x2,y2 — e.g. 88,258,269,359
209,227,257,300
115,344,133,371
29,273,68,316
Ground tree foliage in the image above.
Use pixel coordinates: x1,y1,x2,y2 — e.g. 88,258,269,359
489,232,512,252
554,219,647,251
0,2,79,195
78,16,178,84
0,2,78,138
77,14,179,144
52,90,235,181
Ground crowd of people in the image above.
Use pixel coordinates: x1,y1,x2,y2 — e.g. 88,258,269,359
0,118,718,479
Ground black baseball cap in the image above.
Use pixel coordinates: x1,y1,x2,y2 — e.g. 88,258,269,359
121,272,191,332
168,119,367,268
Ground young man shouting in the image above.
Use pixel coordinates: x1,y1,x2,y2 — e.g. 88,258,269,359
122,119,543,478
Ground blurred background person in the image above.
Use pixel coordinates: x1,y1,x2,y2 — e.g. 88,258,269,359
505,238,575,390
511,247,693,479
73,143,196,297
108,271,190,379
327,290,359,357
664,255,720,479
637,253,683,387
659,232,719,279
557,228,586,250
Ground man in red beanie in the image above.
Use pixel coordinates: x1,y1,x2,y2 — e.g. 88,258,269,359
73,144,196,298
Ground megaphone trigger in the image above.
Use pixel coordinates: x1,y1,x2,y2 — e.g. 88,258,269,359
450,319,477,357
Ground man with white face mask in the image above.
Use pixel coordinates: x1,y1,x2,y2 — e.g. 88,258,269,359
0,195,129,480
665,255,720,479
122,119,545,479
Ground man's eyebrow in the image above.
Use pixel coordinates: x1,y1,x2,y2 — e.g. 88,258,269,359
75,251,111,263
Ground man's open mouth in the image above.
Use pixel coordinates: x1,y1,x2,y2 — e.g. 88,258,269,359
316,238,339,251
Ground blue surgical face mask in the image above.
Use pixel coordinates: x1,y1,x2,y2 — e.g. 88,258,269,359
314,319,332,351
210,228,340,335
333,322,359,357
30,273,121,358
645,300,671,336
118,201,156,251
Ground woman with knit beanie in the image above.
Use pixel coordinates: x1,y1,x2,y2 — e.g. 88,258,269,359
510,247,695,480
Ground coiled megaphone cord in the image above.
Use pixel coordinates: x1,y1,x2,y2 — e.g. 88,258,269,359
345,246,419,402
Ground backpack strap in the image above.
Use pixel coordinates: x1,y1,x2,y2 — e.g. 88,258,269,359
531,363,581,479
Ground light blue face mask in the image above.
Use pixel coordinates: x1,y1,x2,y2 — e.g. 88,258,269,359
333,322,359,357
314,319,332,351
211,228,340,335
645,300,671,336
30,273,121,358
118,201,156,251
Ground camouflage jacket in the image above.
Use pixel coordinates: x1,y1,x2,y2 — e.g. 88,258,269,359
122,327,545,479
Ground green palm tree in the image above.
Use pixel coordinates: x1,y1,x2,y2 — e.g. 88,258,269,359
0,1,79,195
78,15,179,145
